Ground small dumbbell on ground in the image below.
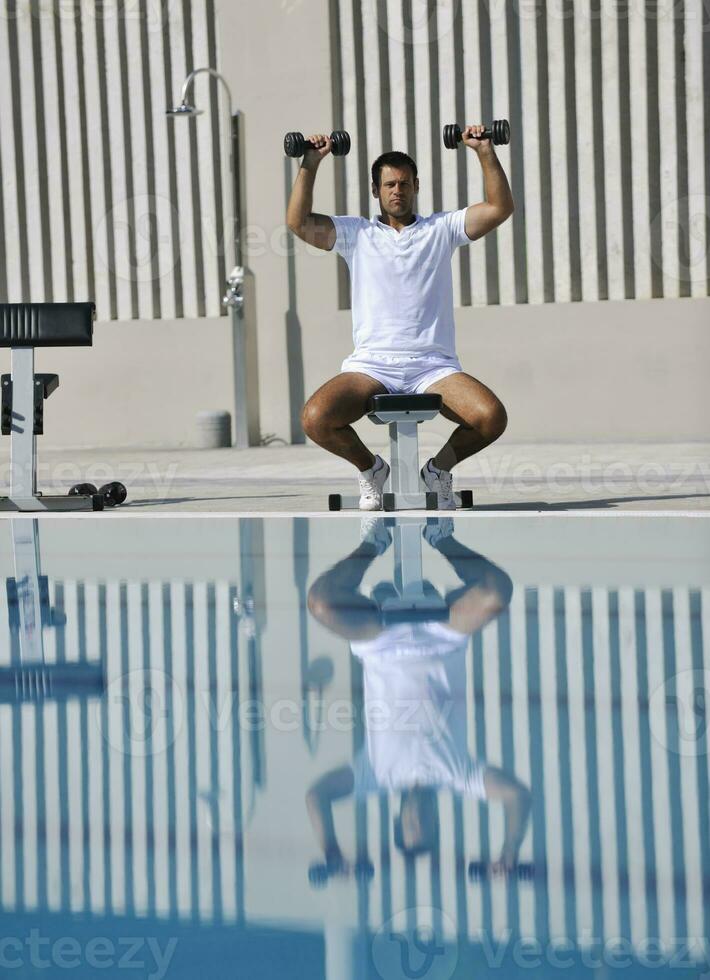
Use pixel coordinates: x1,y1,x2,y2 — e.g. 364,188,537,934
69,481,127,508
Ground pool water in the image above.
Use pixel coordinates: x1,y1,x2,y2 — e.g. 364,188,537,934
0,515,708,979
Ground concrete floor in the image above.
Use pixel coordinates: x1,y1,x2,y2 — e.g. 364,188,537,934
2,439,709,514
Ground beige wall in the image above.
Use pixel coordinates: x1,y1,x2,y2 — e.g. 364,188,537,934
1,0,706,450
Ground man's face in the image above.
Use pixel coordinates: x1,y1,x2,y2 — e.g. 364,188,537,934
373,165,419,219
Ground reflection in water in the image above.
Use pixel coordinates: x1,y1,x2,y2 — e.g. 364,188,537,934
0,516,708,978
306,517,531,888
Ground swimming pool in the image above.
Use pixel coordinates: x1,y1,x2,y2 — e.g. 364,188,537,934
0,514,708,978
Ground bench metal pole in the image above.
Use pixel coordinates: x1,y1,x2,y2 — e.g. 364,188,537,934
389,420,421,495
9,348,36,499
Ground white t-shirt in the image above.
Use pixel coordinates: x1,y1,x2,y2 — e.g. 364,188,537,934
331,209,472,359
349,620,487,799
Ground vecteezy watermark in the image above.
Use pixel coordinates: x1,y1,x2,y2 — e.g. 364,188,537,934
649,668,710,757
1,0,181,30
94,670,456,756
369,0,460,46
468,454,710,499
0,930,177,979
94,195,183,285
649,195,710,286
473,931,709,970
0,460,181,499
493,0,709,26
372,908,458,980
97,668,184,757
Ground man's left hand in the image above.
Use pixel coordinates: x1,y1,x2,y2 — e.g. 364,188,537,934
461,124,492,153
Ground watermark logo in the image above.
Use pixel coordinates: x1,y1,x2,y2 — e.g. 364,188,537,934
97,668,183,757
94,195,181,285
649,195,710,286
649,668,709,757
370,0,459,47
372,908,458,980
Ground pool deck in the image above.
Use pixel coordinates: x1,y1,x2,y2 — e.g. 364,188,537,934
2,439,708,514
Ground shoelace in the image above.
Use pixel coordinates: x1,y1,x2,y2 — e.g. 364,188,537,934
359,460,383,497
429,465,453,499
437,469,453,495
358,472,381,500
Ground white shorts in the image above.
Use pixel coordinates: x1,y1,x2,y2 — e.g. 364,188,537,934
340,352,463,395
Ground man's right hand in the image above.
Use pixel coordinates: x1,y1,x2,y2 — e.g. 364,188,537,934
302,133,333,167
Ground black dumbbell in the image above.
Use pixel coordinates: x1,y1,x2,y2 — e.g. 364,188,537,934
68,481,127,507
69,483,98,497
468,860,537,881
99,482,128,507
308,858,374,889
284,130,351,158
443,120,511,149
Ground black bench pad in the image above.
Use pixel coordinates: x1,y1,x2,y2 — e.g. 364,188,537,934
0,303,95,348
367,393,443,415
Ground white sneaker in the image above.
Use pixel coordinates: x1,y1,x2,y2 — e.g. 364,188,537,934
421,458,456,511
358,455,390,511
360,516,392,554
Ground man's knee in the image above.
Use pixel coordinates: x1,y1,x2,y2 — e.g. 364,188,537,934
465,400,507,440
489,401,508,439
301,399,327,439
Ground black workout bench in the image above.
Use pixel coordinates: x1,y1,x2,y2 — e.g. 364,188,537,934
0,302,103,512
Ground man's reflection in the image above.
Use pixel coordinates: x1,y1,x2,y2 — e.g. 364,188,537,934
306,518,531,885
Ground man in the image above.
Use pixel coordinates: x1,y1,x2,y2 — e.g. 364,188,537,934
286,125,514,510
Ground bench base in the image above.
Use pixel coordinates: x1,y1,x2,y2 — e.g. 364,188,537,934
0,494,104,513
329,490,474,512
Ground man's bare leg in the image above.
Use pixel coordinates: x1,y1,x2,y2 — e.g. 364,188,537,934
301,373,388,471
425,372,508,471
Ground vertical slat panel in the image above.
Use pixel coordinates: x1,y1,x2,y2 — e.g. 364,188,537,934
362,0,383,220
170,581,192,917
0,8,24,301
539,587,565,939
546,4,571,303
16,7,44,300
193,581,214,921
672,588,704,943
191,0,221,318
574,0,599,301
461,0,487,306
685,0,707,298
410,2,433,219
617,588,647,947
339,0,360,220
564,587,593,940
38,7,68,301
489,0,514,305
0,705,16,907
331,3,707,306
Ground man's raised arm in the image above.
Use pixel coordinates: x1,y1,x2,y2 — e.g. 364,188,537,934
461,124,515,242
286,133,337,251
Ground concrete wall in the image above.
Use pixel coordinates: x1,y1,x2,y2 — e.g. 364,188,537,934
2,0,707,450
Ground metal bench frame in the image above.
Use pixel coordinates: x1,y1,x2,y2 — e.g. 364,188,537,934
329,393,473,512
1,303,102,512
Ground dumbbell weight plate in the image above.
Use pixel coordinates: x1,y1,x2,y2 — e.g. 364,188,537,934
284,131,305,158
99,482,128,507
69,483,98,497
443,123,461,150
330,130,351,157
492,118,511,145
